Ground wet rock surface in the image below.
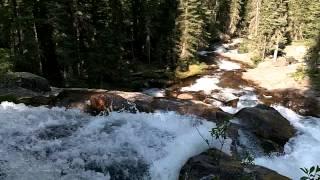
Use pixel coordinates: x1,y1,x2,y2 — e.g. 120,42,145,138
234,104,296,147
179,149,289,180
0,72,50,92
0,52,318,180
259,89,320,117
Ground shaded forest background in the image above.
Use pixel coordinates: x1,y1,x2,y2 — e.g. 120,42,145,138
0,0,319,88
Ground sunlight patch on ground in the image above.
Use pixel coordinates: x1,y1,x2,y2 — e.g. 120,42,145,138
216,59,241,71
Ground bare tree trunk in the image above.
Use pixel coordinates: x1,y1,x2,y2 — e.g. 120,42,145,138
180,0,189,60
273,36,280,61
146,20,151,65
32,17,42,74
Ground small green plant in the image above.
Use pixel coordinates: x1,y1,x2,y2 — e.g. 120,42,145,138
175,63,208,79
210,121,229,146
291,66,309,81
196,121,230,164
209,121,230,164
241,151,255,166
238,43,249,54
212,176,220,180
300,165,320,180
251,55,263,66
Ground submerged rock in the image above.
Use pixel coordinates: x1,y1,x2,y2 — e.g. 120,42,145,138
211,91,239,107
234,104,296,150
84,159,150,180
179,149,289,180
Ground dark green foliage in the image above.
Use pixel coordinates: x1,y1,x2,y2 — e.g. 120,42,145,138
241,151,255,166
210,121,229,141
0,0,319,88
0,48,12,75
300,165,320,180
0,95,18,103
209,121,230,164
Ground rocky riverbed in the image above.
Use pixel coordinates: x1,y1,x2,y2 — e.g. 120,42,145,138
0,42,319,180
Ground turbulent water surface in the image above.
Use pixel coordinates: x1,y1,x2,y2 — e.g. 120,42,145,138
1,57,319,180
0,102,231,180
255,106,320,180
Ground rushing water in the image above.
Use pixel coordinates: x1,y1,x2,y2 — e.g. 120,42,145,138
0,102,233,180
179,58,320,180
255,106,320,180
1,55,319,179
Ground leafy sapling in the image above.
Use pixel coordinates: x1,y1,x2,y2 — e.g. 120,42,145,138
241,151,255,166
209,121,230,164
210,121,230,151
300,166,320,180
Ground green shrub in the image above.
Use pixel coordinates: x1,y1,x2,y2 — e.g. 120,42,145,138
0,95,18,103
291,66,308,81
238,43,249,54
300,165,320,180
175,63,207,79
251,55,263,66
241,151,255,166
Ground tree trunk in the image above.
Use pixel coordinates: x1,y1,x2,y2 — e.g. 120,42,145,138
33,1,63,87
254,0,261,36
273,36,280,61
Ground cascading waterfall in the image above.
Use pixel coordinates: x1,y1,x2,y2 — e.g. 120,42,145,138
179,58,320,180
255,106,320,180
0,102,231,180
1,55,319,180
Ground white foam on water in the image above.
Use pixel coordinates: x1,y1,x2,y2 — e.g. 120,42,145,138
254,106,320,180
197,51,214,56
213,45,227,53
0,102,231,180
181,75,221,94
143,88,166,98
220,90,259,114
216,59,241,71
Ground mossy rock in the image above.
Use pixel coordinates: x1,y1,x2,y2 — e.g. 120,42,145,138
0,72,50,92
175,63,207,79
0,94,18,103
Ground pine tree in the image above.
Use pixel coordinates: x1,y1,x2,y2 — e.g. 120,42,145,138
243,0,262,37
227,0,242,35
177,0,210,69
253,0,288,60
7,0,41,74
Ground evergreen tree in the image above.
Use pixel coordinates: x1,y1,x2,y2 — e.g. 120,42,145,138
227,0,242,35
242,0,262,37
254,0,288,60
177,0,210,69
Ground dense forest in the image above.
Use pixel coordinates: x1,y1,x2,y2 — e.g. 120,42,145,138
0,0,319,88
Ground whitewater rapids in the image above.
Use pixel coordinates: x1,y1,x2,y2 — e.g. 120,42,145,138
0,102,231,180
